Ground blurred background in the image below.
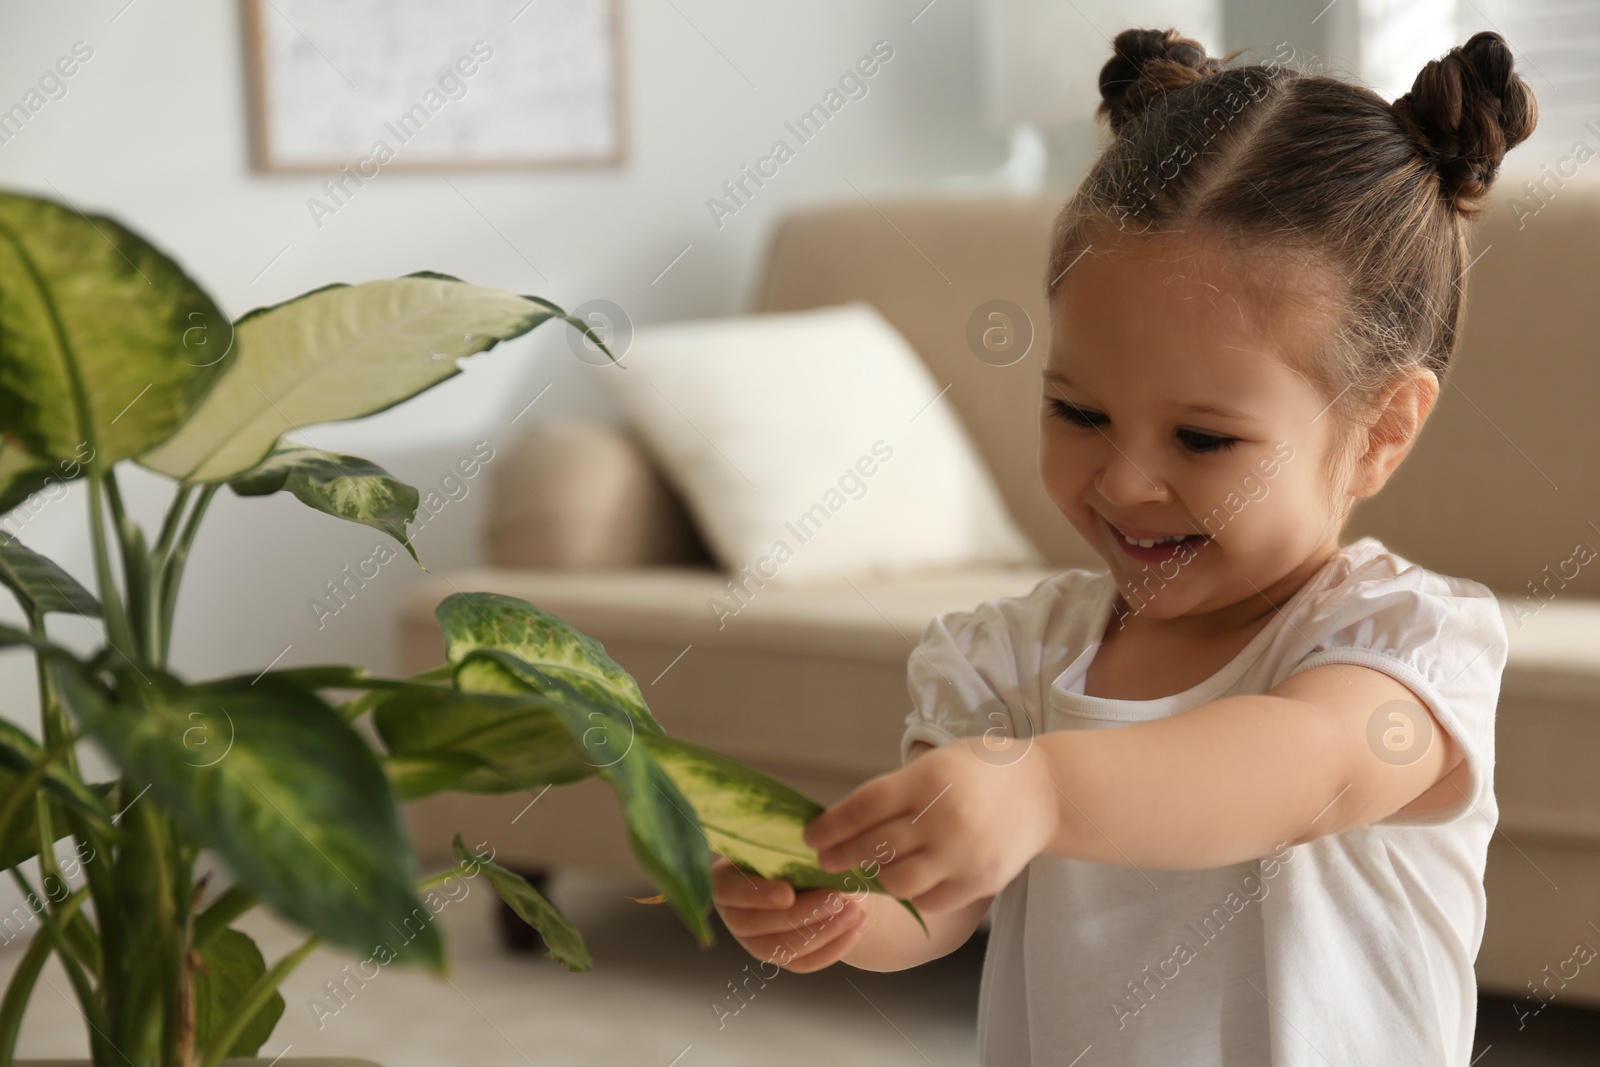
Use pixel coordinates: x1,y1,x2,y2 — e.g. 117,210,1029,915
3,1,1599,1064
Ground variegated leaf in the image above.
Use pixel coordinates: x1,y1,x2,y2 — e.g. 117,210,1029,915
638,731,928,934
54,666,446,973
452,834,592,972
0,190,229,465
228,443,420,562
139,273,595,483
434,591,663,734
0,531,100,617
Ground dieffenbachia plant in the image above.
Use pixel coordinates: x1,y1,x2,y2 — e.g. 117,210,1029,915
0,189,925,1067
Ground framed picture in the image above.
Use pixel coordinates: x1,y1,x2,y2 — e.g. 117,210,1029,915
242,0,627,172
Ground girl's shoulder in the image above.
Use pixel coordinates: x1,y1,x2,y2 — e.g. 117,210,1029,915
918,564,1113,655
1308,536,1500,619
1289,535,1507,676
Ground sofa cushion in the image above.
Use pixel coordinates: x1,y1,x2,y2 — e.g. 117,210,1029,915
594,301,1044,584
749,195,1094,571
483,418,714,569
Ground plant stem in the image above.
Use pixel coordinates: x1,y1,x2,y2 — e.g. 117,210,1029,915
416,861,476,892
26,795,100,979
28,614,80,783
24,611,95,990
152,484,195,567
190,884,257,952
7,869,115,1066
86,466,139,672
101,469,152,663
57,804,118,1062
197,934,320,1067
157,482,218,665
0,733,81,841
24,617,108,992
131,800,183,1067
175,882,203,1067
31,792,64,941
149,484,194,667
0,886,88,1067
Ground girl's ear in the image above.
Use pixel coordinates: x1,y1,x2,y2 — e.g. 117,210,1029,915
1346,367,1440,501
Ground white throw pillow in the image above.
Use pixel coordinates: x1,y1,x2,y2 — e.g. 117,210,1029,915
596,301,1042,585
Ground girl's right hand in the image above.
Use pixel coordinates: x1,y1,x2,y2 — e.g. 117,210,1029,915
710,854,870,973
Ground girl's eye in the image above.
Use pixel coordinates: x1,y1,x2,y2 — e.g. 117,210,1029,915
1176,430,1238,454
1046,398,1101,428
1046,399,1238,454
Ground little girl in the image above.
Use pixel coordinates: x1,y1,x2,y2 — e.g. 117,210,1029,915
712,27,1535,1066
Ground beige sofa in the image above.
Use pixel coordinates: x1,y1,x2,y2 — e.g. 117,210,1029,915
398,191,1600,1004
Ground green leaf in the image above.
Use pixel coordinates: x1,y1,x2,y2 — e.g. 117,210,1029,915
237,665,391,692
370,682,595,800
382,753,499,802
219,667,458,730
0,775,114,872
339,664,455,724
222,665,442,724
138,273,578,483
451,834,592,972
228,443,420,563
0,531,100,617
192,929,282,1058
0,790,58,871
453,650,714,946
0,190,230,464
637,731,928,935
0,715,114,843
435,591,664,734
54,667,446,973
0,437,63,516
0,623,90,667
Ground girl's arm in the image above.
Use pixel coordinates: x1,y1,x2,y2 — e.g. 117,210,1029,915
840,739,993,971
1033,661,1465,871
839,887,994,972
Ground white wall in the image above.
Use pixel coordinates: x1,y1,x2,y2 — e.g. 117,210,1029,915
0,0,1069,924
0,0,1033,703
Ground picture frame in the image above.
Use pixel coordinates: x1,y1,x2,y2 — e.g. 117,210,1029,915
241,0,628,173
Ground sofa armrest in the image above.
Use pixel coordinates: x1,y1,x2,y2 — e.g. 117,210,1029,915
483,417,714,570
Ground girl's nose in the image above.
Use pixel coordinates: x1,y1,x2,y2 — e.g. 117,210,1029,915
1094,445,1169,507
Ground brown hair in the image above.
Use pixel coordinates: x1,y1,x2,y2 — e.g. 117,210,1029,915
1044,28,1537,515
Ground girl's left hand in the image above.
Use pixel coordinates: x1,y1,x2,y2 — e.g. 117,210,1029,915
801,738,1058,915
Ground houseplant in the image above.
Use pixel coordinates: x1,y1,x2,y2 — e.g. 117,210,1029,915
0,188,926,1067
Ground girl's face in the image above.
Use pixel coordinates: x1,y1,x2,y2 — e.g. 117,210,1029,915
1039,229,1355,631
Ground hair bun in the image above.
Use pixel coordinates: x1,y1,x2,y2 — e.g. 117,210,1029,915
1098,28,1225,134
1390,30,1538,214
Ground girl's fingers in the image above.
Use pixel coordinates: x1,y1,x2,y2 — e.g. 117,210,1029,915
862,846,937,900
774,906,872,973
711,858,793,909
741,900,868,971
804,777,906,854
722,890,862,938
818,824,917,876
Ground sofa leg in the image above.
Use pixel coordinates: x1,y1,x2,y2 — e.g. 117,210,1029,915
494,865,554,954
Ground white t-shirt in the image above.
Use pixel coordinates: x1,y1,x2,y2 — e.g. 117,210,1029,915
899,536,1509,1067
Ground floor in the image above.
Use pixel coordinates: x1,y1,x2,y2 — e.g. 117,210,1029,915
4,870,1598,1066
4,869,981,1067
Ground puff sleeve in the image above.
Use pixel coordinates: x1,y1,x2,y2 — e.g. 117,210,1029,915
899,573,1069,766
1279,560,1509,827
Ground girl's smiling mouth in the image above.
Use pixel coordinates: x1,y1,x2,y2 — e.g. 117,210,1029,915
1101,514,1211,563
